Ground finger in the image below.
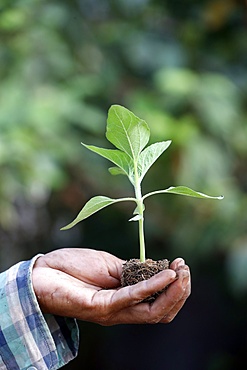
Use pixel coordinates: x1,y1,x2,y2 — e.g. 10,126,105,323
91,269,177,325
169,257,185,271
98,270,189,326
115,267,190,325
159,284,190,323
89,267,190,326
159,267,191,323
143,268,189,322
109,269,177,310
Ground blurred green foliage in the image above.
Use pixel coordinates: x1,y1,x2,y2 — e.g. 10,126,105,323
1,1,247,369
1,0,247,280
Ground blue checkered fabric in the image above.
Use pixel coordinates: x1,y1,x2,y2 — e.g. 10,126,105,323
0,256,79,370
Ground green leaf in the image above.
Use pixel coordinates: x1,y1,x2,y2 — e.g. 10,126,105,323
138,141,172,180
106,105,150,160
143,186,224,200
82,143,134,182
60,195,136,230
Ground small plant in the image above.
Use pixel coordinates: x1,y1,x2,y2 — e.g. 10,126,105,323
61,104,223,257
61,105,223,300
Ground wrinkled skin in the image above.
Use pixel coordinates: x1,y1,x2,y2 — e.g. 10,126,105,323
32,248,191,325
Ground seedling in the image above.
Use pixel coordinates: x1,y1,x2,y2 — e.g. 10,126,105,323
61,104,223,263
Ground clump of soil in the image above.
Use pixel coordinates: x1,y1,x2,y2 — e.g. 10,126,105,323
121,258,169,303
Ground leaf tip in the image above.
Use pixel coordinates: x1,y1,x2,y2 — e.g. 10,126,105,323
60,222,75,230
60,226,68,231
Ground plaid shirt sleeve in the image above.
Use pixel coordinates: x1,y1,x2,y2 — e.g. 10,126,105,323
0,255,79,370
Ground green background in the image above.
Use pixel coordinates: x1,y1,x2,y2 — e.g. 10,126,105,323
1,1,247,369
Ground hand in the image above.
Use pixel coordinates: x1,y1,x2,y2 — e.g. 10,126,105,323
32,248,190,325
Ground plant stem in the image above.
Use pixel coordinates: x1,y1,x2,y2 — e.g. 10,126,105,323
134,163,146,263
138,208,145,262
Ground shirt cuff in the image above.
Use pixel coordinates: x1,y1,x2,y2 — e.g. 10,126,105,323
0,255,79,370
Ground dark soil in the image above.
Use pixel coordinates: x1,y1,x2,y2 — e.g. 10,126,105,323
121,258,169,303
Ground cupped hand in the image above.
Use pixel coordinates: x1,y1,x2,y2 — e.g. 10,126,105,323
32,248,190,325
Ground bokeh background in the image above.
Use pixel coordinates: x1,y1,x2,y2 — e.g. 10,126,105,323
1,1,247,369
